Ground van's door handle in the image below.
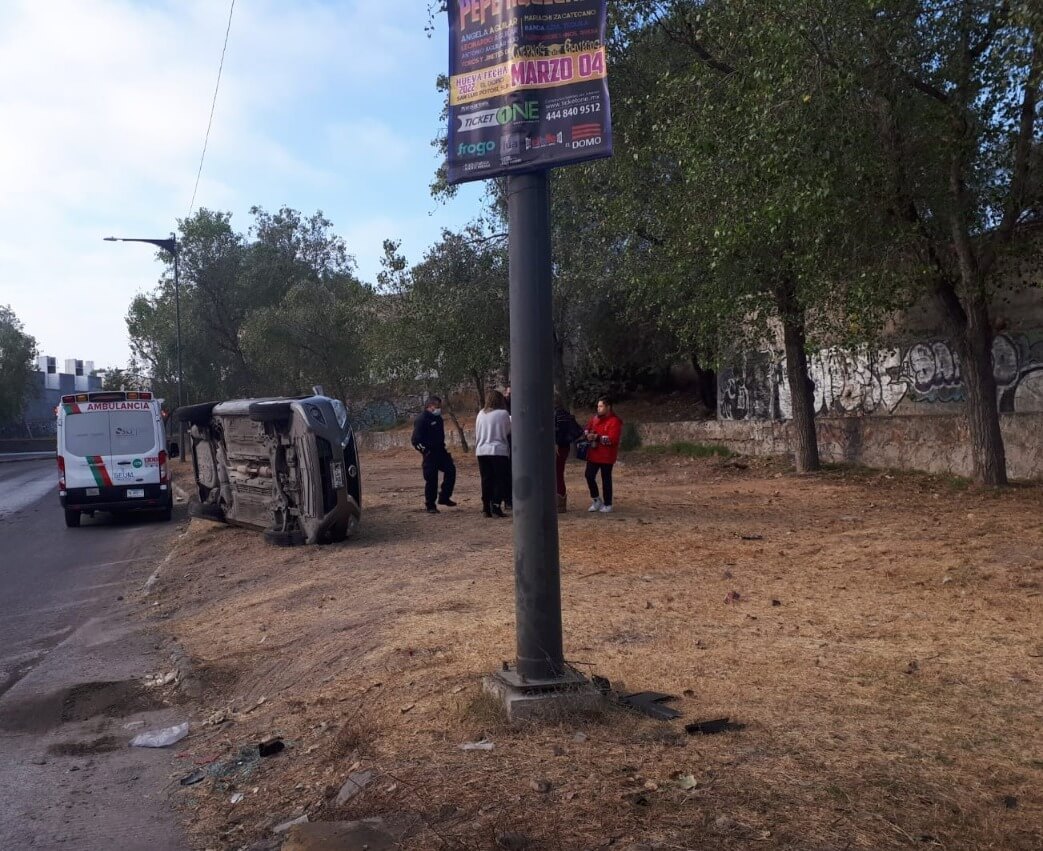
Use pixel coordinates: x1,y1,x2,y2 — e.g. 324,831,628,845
116,461,132,465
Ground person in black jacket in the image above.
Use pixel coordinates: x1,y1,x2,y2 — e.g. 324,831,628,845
553,392,584,513
411,396,457,514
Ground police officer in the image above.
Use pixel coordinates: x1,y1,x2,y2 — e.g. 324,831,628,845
411,395,457,514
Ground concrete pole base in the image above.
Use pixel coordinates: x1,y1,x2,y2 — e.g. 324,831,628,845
483,670,605,725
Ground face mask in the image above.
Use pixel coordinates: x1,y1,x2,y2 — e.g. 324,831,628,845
431,408,442,417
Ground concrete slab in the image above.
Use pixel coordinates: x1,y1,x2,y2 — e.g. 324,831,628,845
483,674,605,724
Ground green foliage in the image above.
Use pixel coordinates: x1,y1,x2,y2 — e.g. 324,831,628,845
127,206,373,404
375,225,509,408
0,305,37,424
96,367,148,392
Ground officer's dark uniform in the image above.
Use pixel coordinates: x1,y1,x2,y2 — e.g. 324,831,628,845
411,409,457,510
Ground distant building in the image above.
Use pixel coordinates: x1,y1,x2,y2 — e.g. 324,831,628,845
2,356,102,437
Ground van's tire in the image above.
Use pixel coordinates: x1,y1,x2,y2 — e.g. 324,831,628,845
158,507,173,522
174,402,218,426
189,501,225,522
248,401,293,424
263,529,304,547
64,509,81,528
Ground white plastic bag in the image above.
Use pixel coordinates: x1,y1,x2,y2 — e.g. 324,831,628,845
130,722,189,748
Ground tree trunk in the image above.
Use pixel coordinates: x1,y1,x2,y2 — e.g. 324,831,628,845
472,372,486,409
953,295,1007,485
444,395,469,453
775,279,820,473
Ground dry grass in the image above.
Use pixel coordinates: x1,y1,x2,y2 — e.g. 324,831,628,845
154,447,1043,850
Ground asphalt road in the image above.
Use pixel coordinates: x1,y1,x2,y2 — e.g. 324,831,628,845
0,459,189,850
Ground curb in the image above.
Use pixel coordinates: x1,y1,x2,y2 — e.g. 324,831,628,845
0,452,55,464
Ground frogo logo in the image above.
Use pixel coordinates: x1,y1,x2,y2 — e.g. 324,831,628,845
457,140,496,158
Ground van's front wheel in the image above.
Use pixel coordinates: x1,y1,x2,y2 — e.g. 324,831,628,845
64,509,81,528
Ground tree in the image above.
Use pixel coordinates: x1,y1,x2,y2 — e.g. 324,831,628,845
376,228,510,448
800,0,1043,484
549,1,908,471
127,206,373,405
0,305,38,426
96,366,149,391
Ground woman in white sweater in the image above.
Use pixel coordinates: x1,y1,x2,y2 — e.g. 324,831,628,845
475,389,511,517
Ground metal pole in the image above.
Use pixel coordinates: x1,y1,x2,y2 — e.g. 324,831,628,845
508,170,564,681
172,237,186,460
172,237,183,410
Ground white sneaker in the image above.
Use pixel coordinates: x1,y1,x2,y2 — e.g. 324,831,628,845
599,504,613,513
587,498,603,512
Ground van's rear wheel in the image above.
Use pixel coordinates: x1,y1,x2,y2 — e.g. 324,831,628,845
158,507,173,522
64,509,81,528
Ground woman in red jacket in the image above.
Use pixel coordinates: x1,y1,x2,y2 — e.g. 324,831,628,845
583,396,623,513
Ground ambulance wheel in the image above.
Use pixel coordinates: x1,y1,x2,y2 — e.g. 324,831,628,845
248,401,293,423
64,509,81,528
174,402,218,426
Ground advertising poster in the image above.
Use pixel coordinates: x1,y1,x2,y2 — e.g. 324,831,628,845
447,0,613,184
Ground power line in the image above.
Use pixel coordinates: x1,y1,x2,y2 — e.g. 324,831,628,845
187,0,236,219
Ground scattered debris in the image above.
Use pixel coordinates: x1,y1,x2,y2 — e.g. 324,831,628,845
206,709,229,726
685,717,745,735
244,696,267,713
738,534,763,541
1002,795,1018,809
459,739,495,751
683,688,695,697
676,774,699,790
257,737,284,757
273,814,309,834
130,722,189,748
725,590,742,604
399,703,415,714
335,770,375,805
529,779,551,793
572,732,588,743
142,670,178,688
179,768,207,786
905,660,920,675
772,599,782,606
722,569,734,579
230,792,244,805
618,692,682,721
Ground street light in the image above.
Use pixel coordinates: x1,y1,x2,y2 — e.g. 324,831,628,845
104,235,183,411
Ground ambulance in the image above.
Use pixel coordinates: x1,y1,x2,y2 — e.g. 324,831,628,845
56,390,177,527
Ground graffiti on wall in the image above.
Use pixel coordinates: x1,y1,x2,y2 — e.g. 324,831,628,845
720,332,1043,421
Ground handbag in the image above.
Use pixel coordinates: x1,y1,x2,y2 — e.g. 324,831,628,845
574,439,590,461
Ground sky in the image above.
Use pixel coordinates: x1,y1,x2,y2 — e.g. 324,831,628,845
0,0,485,369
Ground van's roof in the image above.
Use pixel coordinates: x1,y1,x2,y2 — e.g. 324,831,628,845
60,391,155,403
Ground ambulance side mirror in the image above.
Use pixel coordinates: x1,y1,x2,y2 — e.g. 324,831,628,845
167,441,180,459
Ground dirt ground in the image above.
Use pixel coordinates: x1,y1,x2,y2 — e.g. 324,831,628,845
150,448,1043,851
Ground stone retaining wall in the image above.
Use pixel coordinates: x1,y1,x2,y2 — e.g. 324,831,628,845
637,414,1043,481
